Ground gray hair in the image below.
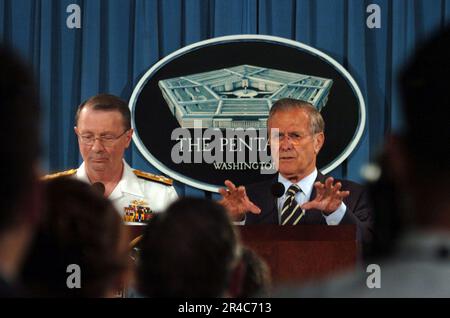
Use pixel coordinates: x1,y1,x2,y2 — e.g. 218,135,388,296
268,98,325,134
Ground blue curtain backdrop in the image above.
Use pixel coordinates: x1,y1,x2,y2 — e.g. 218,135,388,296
1,0,449,198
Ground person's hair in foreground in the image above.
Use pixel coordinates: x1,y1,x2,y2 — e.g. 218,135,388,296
20,178,130,297
398,27,450,182
366,25,450,259
239,247,271,298
137,198,243,298
0,45,41,232
0,46,41,297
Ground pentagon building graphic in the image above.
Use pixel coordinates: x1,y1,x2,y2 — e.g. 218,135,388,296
158,65,333,129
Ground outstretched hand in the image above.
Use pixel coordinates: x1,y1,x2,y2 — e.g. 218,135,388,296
301,177,350,214
218,180,261,220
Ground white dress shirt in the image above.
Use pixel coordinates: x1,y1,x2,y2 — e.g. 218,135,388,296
236,169,347,226
277,169,346,225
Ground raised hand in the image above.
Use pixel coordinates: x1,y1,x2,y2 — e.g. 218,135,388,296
301,177,350,214
218,180,261,220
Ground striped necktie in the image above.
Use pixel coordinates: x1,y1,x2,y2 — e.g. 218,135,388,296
280,184,305,225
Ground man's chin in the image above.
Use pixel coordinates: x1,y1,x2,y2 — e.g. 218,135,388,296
278,163,296,174
278,170,296,178
88,161,109,171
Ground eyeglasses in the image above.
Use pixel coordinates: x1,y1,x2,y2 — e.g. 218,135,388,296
77,129,129,146
270,132,312,145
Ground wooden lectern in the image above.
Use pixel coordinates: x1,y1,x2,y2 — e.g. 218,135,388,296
239,225,357,285
126,223,357,286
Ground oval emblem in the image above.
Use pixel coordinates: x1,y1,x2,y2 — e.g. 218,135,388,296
130,35,366,192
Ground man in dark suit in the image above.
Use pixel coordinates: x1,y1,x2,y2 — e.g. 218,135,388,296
219,98,373,246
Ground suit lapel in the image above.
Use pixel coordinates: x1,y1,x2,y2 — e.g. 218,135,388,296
309,171,326,201
258,175,279,224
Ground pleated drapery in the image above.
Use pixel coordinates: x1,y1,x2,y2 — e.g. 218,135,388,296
1,0,449,197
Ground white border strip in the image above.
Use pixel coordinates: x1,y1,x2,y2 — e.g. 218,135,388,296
129,34,366,193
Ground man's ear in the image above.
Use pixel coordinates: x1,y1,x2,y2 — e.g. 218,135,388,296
125,128,134,148
313,132,324,154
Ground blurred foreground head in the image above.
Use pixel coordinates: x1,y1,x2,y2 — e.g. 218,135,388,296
389,26,450,226
239,247,271,298
398,26,450,181
137,198,243,298
21,178,129,297
369,26,450,258
0,46,41,232
0,46,41,293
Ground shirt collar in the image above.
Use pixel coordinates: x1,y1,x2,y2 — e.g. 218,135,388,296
278,168,317,199
76,159,144,198
119,160,144,197
76,161,89,183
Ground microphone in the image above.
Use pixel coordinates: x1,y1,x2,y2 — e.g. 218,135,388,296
91,182,105,196
271,182,285,198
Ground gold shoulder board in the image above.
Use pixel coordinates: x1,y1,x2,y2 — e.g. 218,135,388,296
133,169,173,186
41,169,77,181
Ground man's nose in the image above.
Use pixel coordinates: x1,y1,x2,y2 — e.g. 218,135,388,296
279,136,293,150
90,138,106,152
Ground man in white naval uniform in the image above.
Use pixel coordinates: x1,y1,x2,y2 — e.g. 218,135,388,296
75,159,178,216
45,94,178,219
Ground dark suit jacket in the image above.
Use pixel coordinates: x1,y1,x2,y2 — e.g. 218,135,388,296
244,172,373,246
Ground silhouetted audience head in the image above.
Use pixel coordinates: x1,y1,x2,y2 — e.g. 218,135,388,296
398,26,450,181
367,25,450,259
389,26,450,224
0,46,41,232
239,247,271,298
0,46,41,296
21,178,129,297
137,198,243,298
